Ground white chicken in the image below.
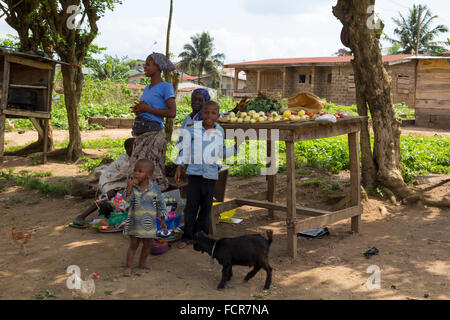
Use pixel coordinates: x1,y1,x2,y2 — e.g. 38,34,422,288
71,272,99,300
7,120,15,129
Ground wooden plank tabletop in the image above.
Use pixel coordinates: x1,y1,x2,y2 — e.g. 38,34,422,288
219,116,367,130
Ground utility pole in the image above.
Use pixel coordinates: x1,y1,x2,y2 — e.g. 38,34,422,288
416,5,422,55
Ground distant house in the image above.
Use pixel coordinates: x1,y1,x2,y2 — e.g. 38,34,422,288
128,70,146,84
176,83,217,101
193,68,246,96
226,54,450,128
179,72,198,83
128,71,200,85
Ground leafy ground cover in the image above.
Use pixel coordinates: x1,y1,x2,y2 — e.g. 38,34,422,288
38,133,449,184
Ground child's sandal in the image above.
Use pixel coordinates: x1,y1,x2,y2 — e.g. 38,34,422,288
69,220,89,229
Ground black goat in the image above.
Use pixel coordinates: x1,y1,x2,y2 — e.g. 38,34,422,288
193,230,273,290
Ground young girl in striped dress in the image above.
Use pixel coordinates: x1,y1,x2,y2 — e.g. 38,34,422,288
123,159,168,277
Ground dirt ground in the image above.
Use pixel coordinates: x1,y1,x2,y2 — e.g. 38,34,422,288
0,128,449,300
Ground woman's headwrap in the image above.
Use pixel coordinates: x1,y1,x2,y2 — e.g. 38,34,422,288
191,88,211,102
147,52,176,72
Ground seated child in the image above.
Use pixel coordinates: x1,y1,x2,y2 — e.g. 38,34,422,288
71,138,135,226
123,159,168,277
174,101,240,249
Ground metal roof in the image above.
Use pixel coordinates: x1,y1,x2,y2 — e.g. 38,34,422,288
225,54,422,68
0,48,71,65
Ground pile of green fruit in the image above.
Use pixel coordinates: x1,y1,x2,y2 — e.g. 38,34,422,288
244,96,282,114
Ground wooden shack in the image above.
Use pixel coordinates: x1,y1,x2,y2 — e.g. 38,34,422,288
413,56,450,128
0,49,60,163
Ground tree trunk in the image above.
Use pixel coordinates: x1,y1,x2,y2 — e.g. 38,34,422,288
353,70,377,189
163,0,177,143
61,64,84,161
165,0,173,58
333,0,414,200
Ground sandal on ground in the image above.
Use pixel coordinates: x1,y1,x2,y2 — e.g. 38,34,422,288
69,220,90,229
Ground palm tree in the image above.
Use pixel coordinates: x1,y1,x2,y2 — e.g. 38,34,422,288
388,4,449,54
178,32,225,84
86,55,135,82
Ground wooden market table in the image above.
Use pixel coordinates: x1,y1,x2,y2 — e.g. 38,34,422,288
211,116,367,259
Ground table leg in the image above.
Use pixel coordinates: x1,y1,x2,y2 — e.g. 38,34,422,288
348,132,361,233
209,208,217,236
43,119,49,164
0,113,5,164
267,139,276,219
286,140,297,259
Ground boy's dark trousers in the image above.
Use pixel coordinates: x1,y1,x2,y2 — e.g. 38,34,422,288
182,175,216,242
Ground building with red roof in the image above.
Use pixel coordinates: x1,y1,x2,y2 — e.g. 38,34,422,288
225,54,450,128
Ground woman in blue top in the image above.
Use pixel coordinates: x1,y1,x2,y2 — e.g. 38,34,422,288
128,52,177,192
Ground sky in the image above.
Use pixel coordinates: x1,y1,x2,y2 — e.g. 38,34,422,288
1,0,449,64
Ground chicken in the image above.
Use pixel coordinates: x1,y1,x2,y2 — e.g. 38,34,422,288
7,120,15,129
72,272,99,300
11,227,36,256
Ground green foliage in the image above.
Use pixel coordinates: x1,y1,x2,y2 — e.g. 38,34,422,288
303,177,324,187
1,170,69,197
388,4,449,54
82,137,126,149
19,171,52,178
331,182,341,190
32,289,56,300
0,34,20,49
244,96,283,114
228,135,449,181
322,102,359,116
394,102,415,119
85,55,136,82
40,128,448,186
84,43,107,63
292,137,350,174
400,135,450,182
228,163,264,177
4,142,33,152
54,77,134,131
78,157,103,172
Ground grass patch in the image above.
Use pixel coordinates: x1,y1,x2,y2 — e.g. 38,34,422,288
78,157,103,172
53,127,448,184
4,142,33,152
32,289,56,300
303,177,323,187
0,169,69,197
